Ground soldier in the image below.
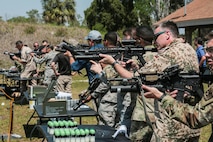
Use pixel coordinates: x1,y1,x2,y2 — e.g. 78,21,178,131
99,21,200,141
33,42,39,51
51,49,72,93
67,31,132,129
31,45,58,86
33,40,49,85
12,40,37,92
71,30,104,85
89,31,120,127
117,25,157,137
142,31,213,142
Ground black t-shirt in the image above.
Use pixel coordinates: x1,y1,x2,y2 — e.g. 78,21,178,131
52,52,71,75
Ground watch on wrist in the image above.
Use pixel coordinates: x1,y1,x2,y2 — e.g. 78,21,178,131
158,93,167,102
112,61,119,67
100,71,106,77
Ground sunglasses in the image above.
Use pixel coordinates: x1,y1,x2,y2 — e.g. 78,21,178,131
154,31,166,40
205,46,213,53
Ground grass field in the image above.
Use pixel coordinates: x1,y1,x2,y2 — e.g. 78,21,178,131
0,73,211,142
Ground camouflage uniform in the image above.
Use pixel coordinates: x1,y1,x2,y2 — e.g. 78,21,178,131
130,38,201,142
143,45,158,63
131,45,157,67
90,64,119,127
33,50,58,85
35,60,46,85
160,83,213,129
118,45,157,132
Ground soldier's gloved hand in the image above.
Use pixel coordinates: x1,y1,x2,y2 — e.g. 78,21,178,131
112,125,129,139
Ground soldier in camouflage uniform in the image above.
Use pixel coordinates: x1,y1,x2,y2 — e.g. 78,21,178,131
99,21,200,141
90,62,120,127
31,45,58,86
89,32,120,127
34,40,50,85
142,32,213,142
33,45,46,85
117,26,157,135
132,21,201,142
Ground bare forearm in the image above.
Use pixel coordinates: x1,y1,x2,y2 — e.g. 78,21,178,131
69,56,75,64
51,62,57,75
113,63,133,78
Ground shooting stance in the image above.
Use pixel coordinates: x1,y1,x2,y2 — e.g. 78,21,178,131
31,45,58,86
71,30,104,84
12,40,37,92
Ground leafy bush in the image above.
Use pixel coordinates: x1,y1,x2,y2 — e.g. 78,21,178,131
24,25,36,34
92,23,106,33
7,16,30,23
55,27,68,37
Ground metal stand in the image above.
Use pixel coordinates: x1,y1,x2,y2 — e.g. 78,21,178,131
0,88,22,142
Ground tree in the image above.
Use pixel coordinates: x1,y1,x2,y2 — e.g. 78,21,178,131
148,0,186,22
7,16,29,23
41,0,77,26
0,16,3,22
84,0,188,31
133,0,153,25
121,0,138,27
26,9,41,23
85,0,136,31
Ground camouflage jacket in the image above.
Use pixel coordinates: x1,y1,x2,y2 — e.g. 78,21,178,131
90,64,119,103
134,38,199,76
161,83,213,129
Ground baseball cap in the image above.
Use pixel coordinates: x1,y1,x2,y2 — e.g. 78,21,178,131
84,30,102,40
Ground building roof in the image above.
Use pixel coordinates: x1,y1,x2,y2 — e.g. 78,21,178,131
154,0,213,27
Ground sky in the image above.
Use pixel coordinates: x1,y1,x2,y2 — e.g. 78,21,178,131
0,0,93,21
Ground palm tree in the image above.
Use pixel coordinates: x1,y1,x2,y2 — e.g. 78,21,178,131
42,0,76,25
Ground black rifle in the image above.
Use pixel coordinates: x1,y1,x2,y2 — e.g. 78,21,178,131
62,40,89,48
56,40,89,55
72,77,102,111
74,46,157,66
109,65,203,104
121,39,136,47
27,47,46,56
59,40,157,66
4,51,21,60
29,51,45,56
33,45,47,55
